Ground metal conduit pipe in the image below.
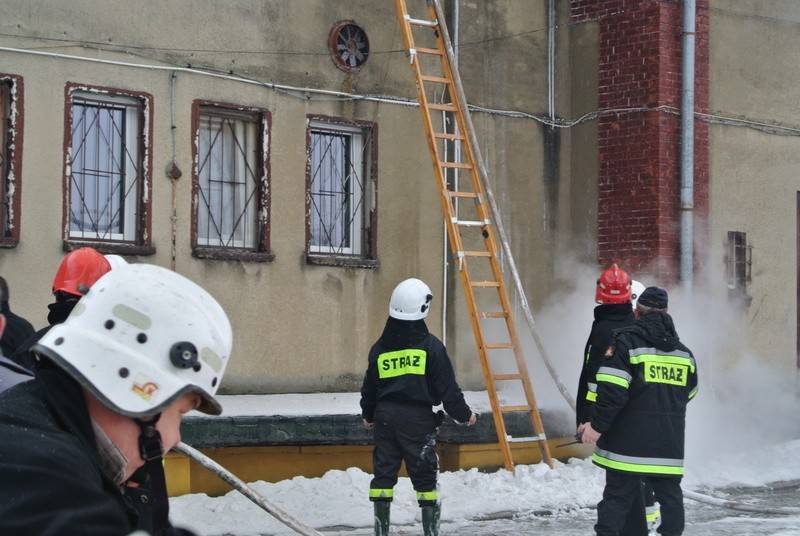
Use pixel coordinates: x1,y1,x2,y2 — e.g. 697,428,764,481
680,0,696,292
441,0,460,346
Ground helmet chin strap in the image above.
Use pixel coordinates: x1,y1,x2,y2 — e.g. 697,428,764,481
133,413,169,531
136,413,164,462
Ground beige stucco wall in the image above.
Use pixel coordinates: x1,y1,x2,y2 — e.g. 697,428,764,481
0,1,584,394
707,1,800,373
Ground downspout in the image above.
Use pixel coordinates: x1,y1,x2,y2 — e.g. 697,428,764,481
548,0,555,121
680,0,696,292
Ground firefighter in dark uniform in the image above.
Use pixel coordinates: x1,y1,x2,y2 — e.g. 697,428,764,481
360,278,477,536
0,276,35,358
581,287,698,536
577,265,656,535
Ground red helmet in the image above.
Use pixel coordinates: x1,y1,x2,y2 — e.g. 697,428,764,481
52,247,112,297
595,263,632,304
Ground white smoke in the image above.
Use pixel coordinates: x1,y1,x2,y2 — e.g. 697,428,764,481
505,256,800,464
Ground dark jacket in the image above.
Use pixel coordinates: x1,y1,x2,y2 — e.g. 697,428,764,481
589,311,698,477
0,301,35,357
10,298,74,370
360,317,472,424
0,361,193,535
576,302,635,426
0,355,34,392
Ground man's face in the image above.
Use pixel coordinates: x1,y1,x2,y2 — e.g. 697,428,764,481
155,392,202,453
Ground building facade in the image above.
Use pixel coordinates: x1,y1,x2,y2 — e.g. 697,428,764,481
0,0,798,402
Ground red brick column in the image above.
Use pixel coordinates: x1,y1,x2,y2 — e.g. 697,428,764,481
571,0,709,284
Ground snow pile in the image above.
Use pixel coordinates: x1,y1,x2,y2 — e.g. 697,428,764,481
169,458,602,536
170,438,800,536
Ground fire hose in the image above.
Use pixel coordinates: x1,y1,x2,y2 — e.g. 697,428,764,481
172,442,325,536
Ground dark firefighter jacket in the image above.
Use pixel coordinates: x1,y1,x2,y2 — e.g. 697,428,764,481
0,301,35,357
576,302,635,427
10,297,75,371
589,311,698,477
360,316,472,424
0,360,194,536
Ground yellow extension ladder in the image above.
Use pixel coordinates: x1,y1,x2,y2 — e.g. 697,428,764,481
393,0,553,471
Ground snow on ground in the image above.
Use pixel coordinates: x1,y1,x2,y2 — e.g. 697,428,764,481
170,391,800,536
170,457,602,536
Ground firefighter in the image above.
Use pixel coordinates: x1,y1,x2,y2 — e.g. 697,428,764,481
0,263,232,535
0,313,34,392
12,246,112,370
0,276,35,357
577,264,655,535
581,286,698,536
576,264,635,428
360,278,477,536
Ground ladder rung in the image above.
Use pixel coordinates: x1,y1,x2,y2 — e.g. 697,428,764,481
451,218,489,227
480,311,508,318
434,132,466,141
448,191,479,199
461,251,491,257
500,405,532,412
506,434,547,443
472,281,500,287
428,103,457,112
405,15,439,28
415,46,444,56
485,342,515,350
421,75,450,84
493,373,523,381
439,161,472,169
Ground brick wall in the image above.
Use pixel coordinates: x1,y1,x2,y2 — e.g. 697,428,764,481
572,0,709,284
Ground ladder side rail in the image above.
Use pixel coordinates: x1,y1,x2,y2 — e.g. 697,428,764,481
413,6,519,471
396,0,549,470
428,0,554,467
429,0,575,422
397,9,471,264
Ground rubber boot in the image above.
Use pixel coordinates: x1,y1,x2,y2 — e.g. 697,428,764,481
421,504,441,536
373,501,390,536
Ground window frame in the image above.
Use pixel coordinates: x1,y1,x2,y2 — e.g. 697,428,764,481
191,100,273,262
63,83,154,255
0,73,24,248
305,115,378,268
725,231,750,291
725,230,753,307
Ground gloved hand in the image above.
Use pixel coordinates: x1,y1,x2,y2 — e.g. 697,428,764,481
433,410,445,427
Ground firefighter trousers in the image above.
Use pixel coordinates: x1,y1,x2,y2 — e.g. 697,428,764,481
596,471,684,536
369,401,438,505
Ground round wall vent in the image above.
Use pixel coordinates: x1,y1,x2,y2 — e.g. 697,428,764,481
328,20,370,73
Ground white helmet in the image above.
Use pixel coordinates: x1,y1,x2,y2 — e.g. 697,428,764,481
104,254,128,270
35,263,232,418
389,278,433,321
630,280,646,308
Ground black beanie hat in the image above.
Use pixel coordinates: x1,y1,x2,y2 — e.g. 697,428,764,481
637,286,668,309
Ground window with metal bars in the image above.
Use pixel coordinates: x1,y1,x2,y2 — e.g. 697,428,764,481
306,117,377,267
66,87,152,253
726,230,752,306
0,75,23,248
192,102,272,262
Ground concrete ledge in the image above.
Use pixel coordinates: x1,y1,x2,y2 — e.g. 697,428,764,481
168,408,588,497
179,408,576,448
